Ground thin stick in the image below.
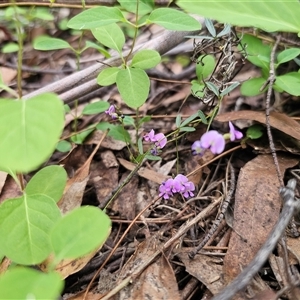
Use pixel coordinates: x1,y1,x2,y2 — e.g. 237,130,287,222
189,162,235,258
263,35,283,186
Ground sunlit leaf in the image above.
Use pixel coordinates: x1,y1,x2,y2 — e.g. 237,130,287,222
177,0,300,33
0,94,64,173
147,8,201,31
51,206,111,260
0,268,63,299
0,194,61,265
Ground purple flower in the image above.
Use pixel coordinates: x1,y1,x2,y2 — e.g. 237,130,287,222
182,181,195,198
144,130,167,155
191,140,205,156
144,129,156,142
159,175,195,199
159,178,175,199
229,122,243,141
200,130,225,154
154,133,167,149
105,105,118,119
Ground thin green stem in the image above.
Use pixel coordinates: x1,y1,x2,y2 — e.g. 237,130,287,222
124,0,140,66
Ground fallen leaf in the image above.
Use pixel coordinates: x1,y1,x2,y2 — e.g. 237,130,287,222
215,111,300,140
223,154,299,283
177,251,223,295
118,158,169,184
58,131,107,214
117,238,181,300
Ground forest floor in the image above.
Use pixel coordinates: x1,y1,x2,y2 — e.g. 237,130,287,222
1,4,300,300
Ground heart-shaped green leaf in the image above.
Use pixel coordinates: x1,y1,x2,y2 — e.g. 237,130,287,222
116,67,150,108
25,165,67,203
0,194,61,265
0,93,64,173
51,206,111,260
131,50,161,70
92,23,125,53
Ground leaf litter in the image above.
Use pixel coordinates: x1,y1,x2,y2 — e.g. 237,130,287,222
1,11,300,300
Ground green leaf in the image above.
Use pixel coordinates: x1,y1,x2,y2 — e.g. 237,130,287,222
177,0,300,33
85,40,111,58
240,77,266,96
33,36,71,51
277,48,300,65
122,116,136,127
205,18,216,37
175,115,182,128
191,81,205,99
131,50,161,69
71,127,95,144
195,54,215,80
240,34,271,70
275,72,300,96
137,116,151,126
246,124,264,139
97,123,130,143
117,0,154,15
51,206,111,260
147,8,201,31
138,138,144,154
97,67,120,86
92,23,125,53
180,112,199,127
56,140,72,153
116,67,150,108
179,126,195,132
0,94,64,173
206,81,219,97
25,166,67,203
198,110,208,124
1,42,19,53
82,101,109,115
0,268,63,300
67,7,125,30
220,82,240,96
0,194,61,265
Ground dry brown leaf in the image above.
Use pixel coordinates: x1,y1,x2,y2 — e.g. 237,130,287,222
86,130,126,150
215,111,300,140
0,67,17,85
40,248,98,279
110,171,138,220
223,154,299,283
117,239,181,300
177,251,223,295
58,133,106,214
90,150,119,206
0,171,8,196
0,175,22,204
118,158,169,184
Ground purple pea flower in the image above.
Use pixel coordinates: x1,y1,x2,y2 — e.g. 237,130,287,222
191,140,205,156
159,174,195,200
159,178,175,199
105,105,118,119
200,130,225,154
229,121,243,141
144,129,156,142
144,129,167,156
154,133,167,149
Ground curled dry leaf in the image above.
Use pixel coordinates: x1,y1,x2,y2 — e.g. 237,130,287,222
215,111,300,140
